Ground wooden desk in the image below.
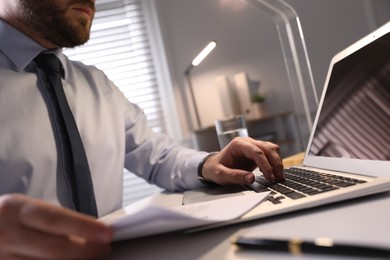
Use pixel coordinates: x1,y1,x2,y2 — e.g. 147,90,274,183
283,151,305,168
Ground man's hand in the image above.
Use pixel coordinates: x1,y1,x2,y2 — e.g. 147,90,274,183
0,194,113,259
201,137,285,185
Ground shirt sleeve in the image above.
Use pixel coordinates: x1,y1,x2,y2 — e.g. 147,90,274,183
121,94,209,191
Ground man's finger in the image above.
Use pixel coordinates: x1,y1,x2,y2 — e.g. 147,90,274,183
5,221,111,259
212,165,255,185
230,138,276,180
255,141,285,180
18,198,112,243
0,194,112,259
228,138,284,181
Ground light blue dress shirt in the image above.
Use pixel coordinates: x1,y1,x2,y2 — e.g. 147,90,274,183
0,19,207,217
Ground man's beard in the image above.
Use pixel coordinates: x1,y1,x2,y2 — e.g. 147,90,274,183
18,0,95,48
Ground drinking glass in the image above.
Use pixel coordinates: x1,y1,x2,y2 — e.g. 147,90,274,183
215,115,248,149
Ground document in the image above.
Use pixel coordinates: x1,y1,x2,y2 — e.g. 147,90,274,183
99,192,269,241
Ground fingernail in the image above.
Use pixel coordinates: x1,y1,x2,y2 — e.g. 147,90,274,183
245,174,254,184
278,170,285,181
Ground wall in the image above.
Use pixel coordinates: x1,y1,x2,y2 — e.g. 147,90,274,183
286,0,390,95
154,0,390,140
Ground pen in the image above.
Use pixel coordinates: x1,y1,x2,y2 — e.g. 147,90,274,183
234,237,390,258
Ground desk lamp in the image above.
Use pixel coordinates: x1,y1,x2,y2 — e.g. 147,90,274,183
184,41,217,129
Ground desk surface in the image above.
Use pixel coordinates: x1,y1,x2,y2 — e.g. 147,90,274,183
107,191,390,260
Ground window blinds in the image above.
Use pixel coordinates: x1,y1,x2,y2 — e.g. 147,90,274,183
65,0,163,207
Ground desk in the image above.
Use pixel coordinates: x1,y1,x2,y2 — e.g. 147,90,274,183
107,191,390,259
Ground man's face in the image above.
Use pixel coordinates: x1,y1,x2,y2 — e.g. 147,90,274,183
18,0,95,48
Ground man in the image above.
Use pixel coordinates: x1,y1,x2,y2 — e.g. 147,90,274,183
0,0,284,258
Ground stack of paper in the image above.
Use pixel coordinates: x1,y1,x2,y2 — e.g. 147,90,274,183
99,192,269,241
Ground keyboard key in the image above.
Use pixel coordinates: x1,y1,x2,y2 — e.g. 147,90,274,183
284,191,306,199
249,182,270,193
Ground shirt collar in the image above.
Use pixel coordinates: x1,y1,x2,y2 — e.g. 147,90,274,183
0,19,66,75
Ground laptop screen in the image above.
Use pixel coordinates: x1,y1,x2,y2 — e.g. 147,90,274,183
304,22,390,177
308,32,390,161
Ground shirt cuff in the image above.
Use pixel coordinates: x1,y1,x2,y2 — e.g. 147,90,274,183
197,152,219,184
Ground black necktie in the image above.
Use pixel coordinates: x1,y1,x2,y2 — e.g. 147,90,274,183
35,53,98,217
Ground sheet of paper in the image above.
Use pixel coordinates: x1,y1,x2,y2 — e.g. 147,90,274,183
99,192,269,241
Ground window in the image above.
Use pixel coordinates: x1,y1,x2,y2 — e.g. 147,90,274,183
65,0,167,206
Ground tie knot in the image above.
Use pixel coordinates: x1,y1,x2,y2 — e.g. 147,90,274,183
34,53,63,75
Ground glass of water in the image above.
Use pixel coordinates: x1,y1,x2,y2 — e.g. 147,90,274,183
215,114,249,149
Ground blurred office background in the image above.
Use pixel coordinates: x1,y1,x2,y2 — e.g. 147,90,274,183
155,0,390,141
66,0,390,206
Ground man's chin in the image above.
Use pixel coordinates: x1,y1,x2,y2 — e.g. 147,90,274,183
59,20,91,47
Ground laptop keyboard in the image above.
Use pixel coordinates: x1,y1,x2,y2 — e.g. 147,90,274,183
250,168,367,204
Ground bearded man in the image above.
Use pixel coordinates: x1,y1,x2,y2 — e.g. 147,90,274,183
0,0,284,258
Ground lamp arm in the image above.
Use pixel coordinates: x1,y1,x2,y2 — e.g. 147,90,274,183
184,70,202,129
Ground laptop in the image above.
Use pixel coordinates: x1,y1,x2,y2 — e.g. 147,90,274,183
183,21,390,225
